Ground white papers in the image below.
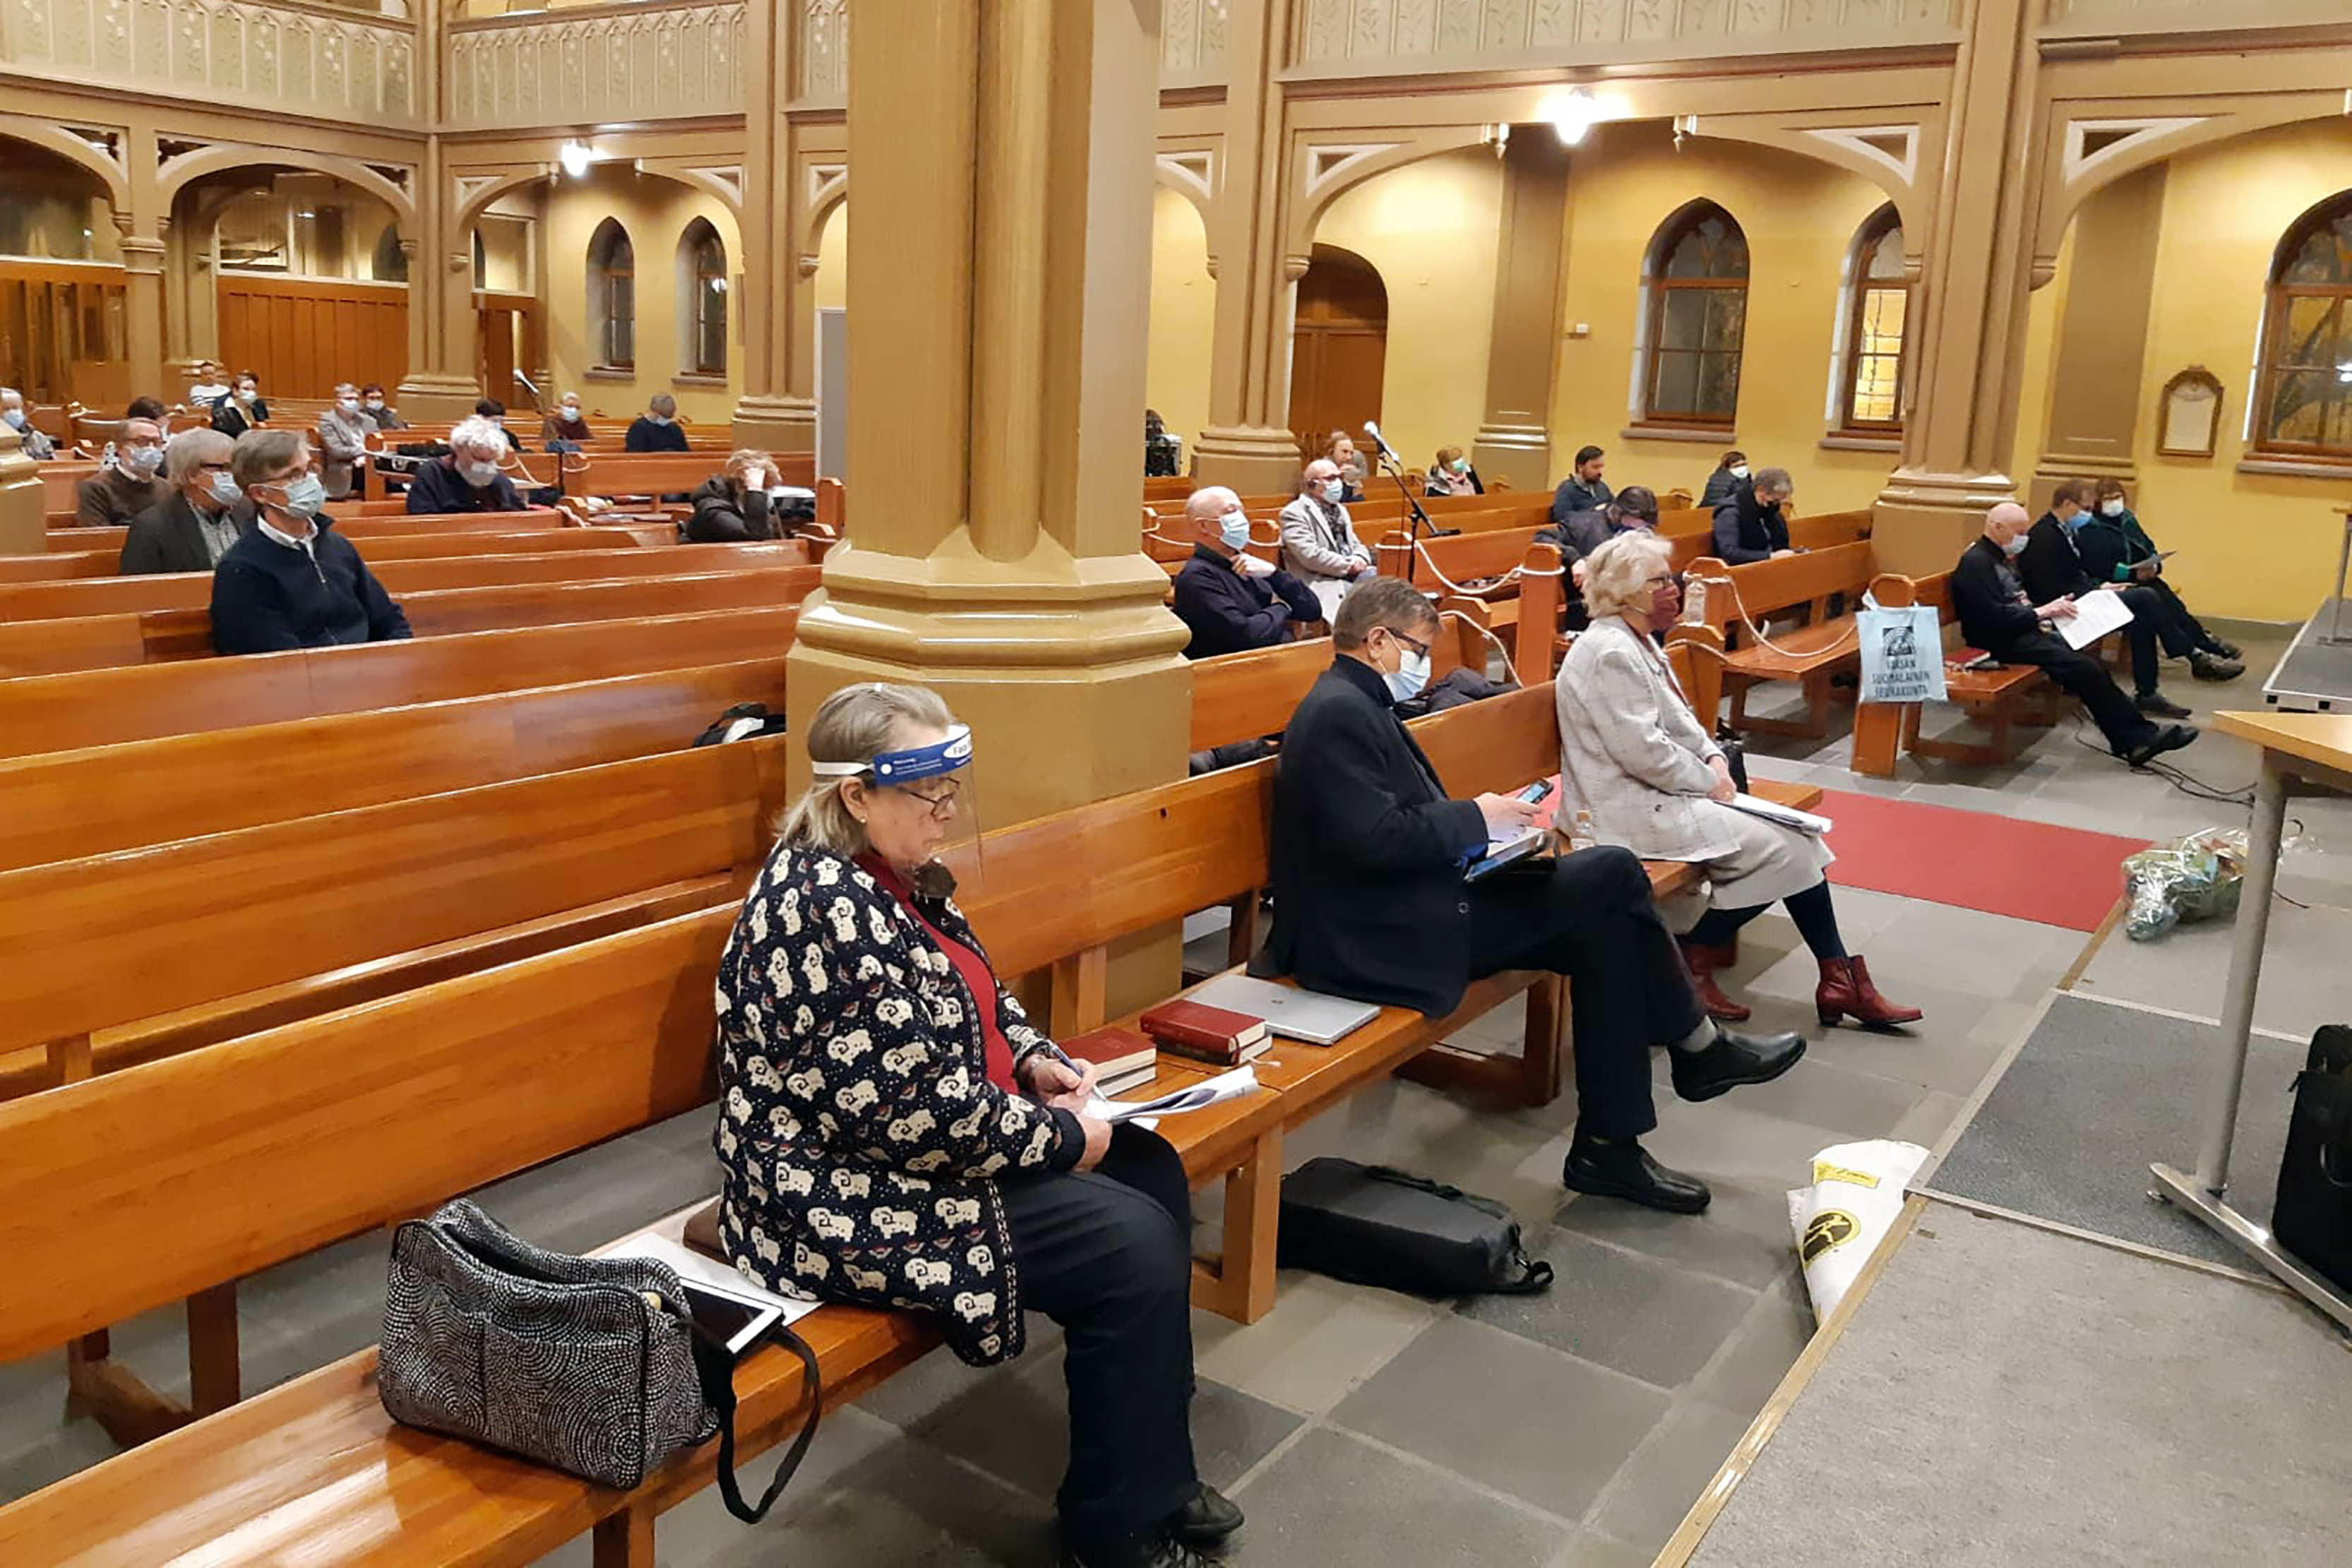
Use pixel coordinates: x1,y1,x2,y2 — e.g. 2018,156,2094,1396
605,1235,825,1327
1726,793,1833,837
1091,1065,1262,1126
2055,587,2134,650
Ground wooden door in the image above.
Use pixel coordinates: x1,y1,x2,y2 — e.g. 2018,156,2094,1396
1287,244,1387,460
476,294,539,407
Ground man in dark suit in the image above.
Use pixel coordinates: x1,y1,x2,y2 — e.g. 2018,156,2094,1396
1954,503,2194,767
1265,577,1805,1214
624,393,691,453
2017,477,2195,719
1169,485,1321,659
121,429,249,574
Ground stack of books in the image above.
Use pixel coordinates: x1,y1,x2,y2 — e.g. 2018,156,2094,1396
1056,1027,1161,1096
1138,1000,1272,1069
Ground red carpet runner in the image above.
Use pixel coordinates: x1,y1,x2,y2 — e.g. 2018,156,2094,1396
1811,788,2151,932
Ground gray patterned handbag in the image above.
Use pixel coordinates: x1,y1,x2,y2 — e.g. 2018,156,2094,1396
378,1199,818,1521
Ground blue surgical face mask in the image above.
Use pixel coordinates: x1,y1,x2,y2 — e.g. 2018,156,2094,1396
2000,531,2028,557
209,471,243,508
272,472,326,518
1320,479,1344,503
1383,643,1431,702
2,408,23,429
1219,510,1251,552
2062,509,2087,534
1448,458,1469,475
124,444,165,477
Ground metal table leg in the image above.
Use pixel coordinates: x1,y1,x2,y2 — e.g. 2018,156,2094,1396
2150,755,2352,1330
2327,514,2351,645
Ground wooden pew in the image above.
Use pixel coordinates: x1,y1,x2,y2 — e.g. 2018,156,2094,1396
47,509,566,553
0,565,820,677
0,655,792,875
1849,570,2060,775
558,450,817,498
1681,539,1878,737
0,604,796,761
0,542,805,621
0,528,646,584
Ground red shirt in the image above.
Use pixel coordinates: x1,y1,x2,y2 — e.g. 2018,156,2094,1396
856,853,1019,1093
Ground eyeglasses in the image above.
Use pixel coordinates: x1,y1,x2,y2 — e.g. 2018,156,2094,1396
1385,628,1432,660
1644,573,1677,590
896,779,963,818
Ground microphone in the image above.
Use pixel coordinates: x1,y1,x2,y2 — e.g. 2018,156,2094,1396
1362,421,1400,465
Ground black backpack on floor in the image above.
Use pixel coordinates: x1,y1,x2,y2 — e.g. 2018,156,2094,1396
1275,1159,1553,1299
2274,1023,2352,1293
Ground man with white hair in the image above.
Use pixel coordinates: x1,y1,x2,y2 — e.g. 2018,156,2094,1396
404,414,525,514
121,428,247,574
318,382,373,499
1169,485,1320,659
1277,457,1376,617
73,416,170,527
1,388,55,461
1952,503,2195,768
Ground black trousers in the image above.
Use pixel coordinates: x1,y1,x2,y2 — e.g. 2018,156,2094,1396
999,1124,1198,1552
2139,575,2219,652
2114,583,2194,693
1991,630,2155,753
1466,845,1705,1140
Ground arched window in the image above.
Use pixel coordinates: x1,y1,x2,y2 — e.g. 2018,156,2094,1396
681,218,727,375
1841,206,1908,432
588,217,635,370
1643,202,1748,427
2254,193,2352,460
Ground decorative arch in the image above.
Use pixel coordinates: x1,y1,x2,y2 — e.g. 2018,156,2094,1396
2250,188,2352,462
643,162,746,219
1154,150,1216,227
1636,200,1749,430
0,121,131,213
804,161,849,268
453,168,554,234
159,145,415,227
1284,128,1488,265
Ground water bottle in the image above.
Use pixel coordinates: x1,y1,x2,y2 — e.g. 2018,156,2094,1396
1569,808,1597,852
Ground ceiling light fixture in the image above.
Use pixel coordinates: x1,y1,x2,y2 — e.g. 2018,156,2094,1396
559,139,594,178
1548,87,1601,147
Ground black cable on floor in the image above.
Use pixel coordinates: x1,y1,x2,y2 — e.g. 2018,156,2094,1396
2064,715,2255,806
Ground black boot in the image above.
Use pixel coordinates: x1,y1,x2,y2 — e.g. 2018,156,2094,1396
1169,1484,1243,1548
2135,690,2191,719
2187,650,2243,682
1563,1134,1712,1214
1670,1026,1805,1103
1061,1529,1219,1568
2204,636,2243,660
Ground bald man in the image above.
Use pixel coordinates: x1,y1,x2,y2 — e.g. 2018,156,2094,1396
1952,503,2194,767
1169,486,1321,659
73,417,171,527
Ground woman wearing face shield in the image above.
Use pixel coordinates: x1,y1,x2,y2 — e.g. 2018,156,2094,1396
1556,533,1920,1030
711,683,1239,1568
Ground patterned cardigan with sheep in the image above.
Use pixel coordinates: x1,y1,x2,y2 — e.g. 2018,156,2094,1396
711,841,1083,1367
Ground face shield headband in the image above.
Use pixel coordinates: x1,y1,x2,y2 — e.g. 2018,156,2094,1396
807,723,974,783
811,724,981,898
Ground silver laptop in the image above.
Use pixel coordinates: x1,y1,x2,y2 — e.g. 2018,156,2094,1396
1186,974,1380,1047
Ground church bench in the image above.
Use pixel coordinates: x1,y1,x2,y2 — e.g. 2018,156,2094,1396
0,542,806,621
0,604,796,761
45,508,564,552
38,496,417,528
557,451,816,499
0,528,647,583
0,565,821,676
1681,539,1879,738
1849,570,2058,775
0,654,792,874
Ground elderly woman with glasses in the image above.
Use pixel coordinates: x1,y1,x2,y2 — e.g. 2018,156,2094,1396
1556,533,1921,1031
710,683,1238,1568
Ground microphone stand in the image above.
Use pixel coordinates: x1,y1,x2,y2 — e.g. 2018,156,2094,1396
1373,448,1451,589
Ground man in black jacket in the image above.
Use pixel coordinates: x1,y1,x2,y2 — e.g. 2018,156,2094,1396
1549,444,1613,525
2017,478,2196,717
212,430,411,655
1169,486,1321,659
625,393,692,453
1265,578,1805,1214
404,416,525,514
121,429,248,574
1710,465,1795,564
1954,504,2193,767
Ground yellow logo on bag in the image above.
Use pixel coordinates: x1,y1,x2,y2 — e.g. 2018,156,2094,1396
1812,1161,1881,1190
1801,1209,1858,1264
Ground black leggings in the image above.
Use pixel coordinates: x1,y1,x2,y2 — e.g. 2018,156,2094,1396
1683,878,1846,962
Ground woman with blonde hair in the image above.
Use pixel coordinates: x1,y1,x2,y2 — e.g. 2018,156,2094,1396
1426,444,1484,497
687,448,792,542
712,683,1236,1568
1556,533,1921,1029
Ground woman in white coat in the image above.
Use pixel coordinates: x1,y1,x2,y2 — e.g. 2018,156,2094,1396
1555,532,1921,1029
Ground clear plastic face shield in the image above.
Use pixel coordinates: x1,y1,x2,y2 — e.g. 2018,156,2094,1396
810,722,987,897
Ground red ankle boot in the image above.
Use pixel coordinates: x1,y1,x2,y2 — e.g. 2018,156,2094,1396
1816,955,1923,1029
1678,938,1752,1022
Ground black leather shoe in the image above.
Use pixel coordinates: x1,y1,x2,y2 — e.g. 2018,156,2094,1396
2124,724,2198,768
1670,1027,1805,1103
2187,650,2243,682
2206,638,2243,661
1169,1484,1243,1548
1061,1531,1218,1568
2135,690,2191,719
1563,1136,1711,1214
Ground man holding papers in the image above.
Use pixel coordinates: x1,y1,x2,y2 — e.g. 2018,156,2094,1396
2017,478,2197,719
1267,578,1806,1217
1956,503,2197,769
1558,534,1923,1030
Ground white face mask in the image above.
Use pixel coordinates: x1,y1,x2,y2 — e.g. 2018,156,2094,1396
1729,465,1749,479
1320,479,1344,503
2000,532,2028,557
2099,498,2125,517
337,397,360,416
123,444,165,477
208,471,243,508
463,460,502,487
649,414,672,426
2,408,23,429
235,388,257,405
364,397,385,410
1219,510,1252,552
561,403,581,418
1383,645,1431,703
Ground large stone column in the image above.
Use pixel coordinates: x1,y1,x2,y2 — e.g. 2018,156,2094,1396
1471,135,1571,493
119,232,168,402
1872,0,2041,575
787,0,1189,822
2031,164,2167,496
1190,0,1306,496
730,0,818,453
396,133,486,424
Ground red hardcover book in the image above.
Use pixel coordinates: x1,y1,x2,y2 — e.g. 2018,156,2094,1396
1139,999,1268,1056
1156,1034,1272,1070
1057,1026,1158,1081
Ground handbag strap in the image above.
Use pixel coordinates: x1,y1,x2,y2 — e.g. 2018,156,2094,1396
686,1319,824,1524
1364,1164,1466,1203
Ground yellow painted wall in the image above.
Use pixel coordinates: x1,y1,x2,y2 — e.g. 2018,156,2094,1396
1548,124,1892,512
813,199,847,313
1145,186,1213,451
1310,148,1502,474
542,164,741,426
2012,225,2071,496
2125,117,2352,622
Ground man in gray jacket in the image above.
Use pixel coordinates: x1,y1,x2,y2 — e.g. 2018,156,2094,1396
1277,457,1376,618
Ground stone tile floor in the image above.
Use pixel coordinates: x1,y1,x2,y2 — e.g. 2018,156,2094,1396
4,629,2343,1567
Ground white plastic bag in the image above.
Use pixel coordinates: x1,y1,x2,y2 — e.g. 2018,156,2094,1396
1786,1139,1928,1323
1856,602,1947,705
